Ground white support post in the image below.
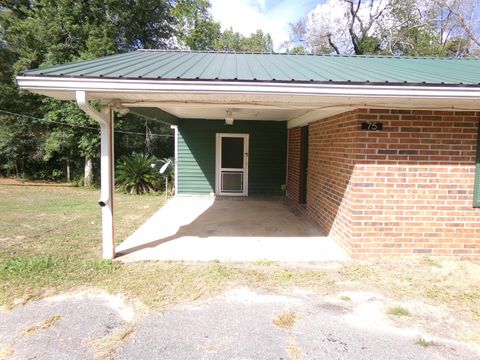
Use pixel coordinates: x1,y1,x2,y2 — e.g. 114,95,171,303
171,125,178,196
99,109,115,259
76,91,115,259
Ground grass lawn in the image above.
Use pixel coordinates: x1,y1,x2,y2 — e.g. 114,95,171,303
0,184,479,344
0,184,165,305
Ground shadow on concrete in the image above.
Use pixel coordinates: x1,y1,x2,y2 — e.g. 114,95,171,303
115,196,347,262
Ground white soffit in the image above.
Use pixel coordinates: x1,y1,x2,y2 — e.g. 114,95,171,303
154,105,307,121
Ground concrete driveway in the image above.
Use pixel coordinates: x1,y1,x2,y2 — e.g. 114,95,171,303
1,288,479,360
116,196,347,262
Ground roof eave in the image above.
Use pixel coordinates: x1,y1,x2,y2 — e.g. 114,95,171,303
16,75,480,102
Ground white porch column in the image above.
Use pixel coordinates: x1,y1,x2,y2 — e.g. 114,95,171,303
171,125,178,195
99,109,115,259
76,91,115,259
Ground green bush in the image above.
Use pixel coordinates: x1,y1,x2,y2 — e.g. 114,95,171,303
116,153,158,194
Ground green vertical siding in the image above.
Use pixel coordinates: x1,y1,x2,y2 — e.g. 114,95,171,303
178,119,287,195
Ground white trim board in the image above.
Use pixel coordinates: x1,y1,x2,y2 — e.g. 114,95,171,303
16,76,480,100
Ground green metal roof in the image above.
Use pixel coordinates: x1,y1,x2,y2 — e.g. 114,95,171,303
21,50,480,86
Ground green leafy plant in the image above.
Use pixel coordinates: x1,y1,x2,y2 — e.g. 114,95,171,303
415,338,438,347
116,153,158,194
388,306,411,317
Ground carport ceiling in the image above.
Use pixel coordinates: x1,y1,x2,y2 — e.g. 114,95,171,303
152,104,306,121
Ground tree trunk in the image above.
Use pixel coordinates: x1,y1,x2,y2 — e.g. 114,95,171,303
84,156,93,187
327,34,340,54
14,159,19,178
66,159,71,182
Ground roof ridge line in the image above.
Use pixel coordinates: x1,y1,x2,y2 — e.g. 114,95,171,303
135,49,480,60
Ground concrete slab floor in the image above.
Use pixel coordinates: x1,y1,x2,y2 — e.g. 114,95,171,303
116,196,348,262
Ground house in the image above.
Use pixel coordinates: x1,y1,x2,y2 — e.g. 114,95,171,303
17,50,480,259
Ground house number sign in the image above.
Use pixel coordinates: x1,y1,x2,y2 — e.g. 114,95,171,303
361,122,383,131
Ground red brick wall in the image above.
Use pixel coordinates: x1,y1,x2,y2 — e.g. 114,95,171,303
350,109,480,256
287,127,301,203
288,109,480,257
306,110,358,254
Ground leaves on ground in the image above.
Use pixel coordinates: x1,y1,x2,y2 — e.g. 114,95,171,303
272,310,297,330
23,315,62,334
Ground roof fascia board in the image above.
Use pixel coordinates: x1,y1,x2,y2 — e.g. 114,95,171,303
16,76,480,100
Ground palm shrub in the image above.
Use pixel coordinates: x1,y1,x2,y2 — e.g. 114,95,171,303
116,153,158,194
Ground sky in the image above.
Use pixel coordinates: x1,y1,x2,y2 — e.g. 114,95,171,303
209,0,322,50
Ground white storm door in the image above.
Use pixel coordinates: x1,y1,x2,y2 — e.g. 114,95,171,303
216,133,249,196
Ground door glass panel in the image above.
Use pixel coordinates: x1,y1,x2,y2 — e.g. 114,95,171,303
221,137,244,168
222,171,243,192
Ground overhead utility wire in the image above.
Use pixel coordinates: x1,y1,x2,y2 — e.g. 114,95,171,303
0,109,174,137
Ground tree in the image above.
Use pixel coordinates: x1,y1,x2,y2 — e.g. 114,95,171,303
288,0,478,56
0,0,177,183
378,0,476,57
117,0,176,51
286,46,307,54
214,28,273,52
42,101,100,185
446,0,480,48
0,113,44,178
43,127,75,181
433,0,479,54
344,0,388,54
287,0,391,55
243,30,273,53
0,38,45,178
215,28,244,51
173,0,221,50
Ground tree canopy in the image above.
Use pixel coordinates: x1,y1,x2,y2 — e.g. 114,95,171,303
0,0,274,183
215,28,273,52
173,0,221,50
286,0,480,56
0,0,178,182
